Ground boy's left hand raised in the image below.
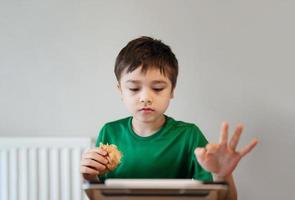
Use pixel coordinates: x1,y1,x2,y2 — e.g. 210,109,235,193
194,122,258,178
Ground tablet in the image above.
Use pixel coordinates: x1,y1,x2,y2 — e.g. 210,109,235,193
83,179,228,200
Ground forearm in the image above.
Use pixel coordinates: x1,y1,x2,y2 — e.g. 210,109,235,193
213,174,237,200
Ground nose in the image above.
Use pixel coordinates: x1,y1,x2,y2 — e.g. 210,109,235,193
139,89,153,105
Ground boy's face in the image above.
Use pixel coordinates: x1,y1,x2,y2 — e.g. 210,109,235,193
118,66,174,123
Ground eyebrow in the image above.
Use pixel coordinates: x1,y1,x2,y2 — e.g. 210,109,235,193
125,80,168,85
125,80,140,84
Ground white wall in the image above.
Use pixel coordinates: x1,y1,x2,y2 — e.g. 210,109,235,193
0,0,294,199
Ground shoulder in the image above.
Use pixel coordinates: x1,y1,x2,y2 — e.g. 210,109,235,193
166,116,208,145
97,116,131,146
167,116,202,133
103,116,131,128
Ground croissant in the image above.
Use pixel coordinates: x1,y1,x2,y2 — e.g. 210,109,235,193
99,143,122,171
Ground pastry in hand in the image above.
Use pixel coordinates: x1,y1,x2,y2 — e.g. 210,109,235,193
99,143,122,171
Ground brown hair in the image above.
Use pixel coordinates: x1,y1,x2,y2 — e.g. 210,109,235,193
114,36,179,89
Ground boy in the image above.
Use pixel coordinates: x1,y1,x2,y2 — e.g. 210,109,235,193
80,36,258,200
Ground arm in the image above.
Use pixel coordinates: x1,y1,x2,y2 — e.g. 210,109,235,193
195,122,258,200
213,174,237,200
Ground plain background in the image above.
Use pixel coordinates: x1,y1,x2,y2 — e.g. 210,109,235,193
0,0,294,199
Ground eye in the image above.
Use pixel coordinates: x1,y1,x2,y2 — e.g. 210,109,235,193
129,88,140,92
153,88,164,92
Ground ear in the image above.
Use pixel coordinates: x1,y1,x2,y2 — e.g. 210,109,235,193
116,83,123,98
117,83,121,92
170,89,175,99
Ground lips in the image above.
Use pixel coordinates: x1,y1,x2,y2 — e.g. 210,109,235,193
139,108,155,112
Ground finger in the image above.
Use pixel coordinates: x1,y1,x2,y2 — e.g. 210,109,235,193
82,148,108,160
229,124,243,150
81,159,107,172
80,165,99,175
219,122,229,145
84,148,108,156
83,152,109,165
195,148,206,163
239,138,258,157
205,143,219,154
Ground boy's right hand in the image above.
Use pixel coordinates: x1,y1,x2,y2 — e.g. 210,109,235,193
80,148,109,180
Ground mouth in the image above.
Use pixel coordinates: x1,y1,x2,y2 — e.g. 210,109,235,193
139,108,155,112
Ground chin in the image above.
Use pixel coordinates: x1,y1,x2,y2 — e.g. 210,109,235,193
134,113,163,123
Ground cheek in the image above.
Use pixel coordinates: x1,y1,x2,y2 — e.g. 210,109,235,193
122,95,137,105
162,92,173,100
158,95,172,105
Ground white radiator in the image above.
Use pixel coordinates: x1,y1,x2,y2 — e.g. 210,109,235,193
0,137,93,200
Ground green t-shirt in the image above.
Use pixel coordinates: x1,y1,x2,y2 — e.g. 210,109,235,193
96,115,212,181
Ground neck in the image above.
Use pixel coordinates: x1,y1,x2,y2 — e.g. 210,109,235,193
132,115,166,137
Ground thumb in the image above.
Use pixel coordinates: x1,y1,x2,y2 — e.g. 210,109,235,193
194,147,206,163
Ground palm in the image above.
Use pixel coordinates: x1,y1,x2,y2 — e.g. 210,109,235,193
195,122,258,177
